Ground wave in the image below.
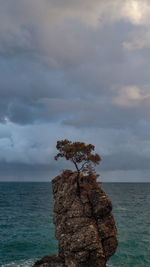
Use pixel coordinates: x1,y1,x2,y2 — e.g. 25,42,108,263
3,260,114,267
2,259,35,267
115,206,127,211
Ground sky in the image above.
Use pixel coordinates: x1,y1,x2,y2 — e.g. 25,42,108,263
0,0,150,182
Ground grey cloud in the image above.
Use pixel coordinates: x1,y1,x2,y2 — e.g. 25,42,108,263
7,101,41,125
63,98,150,130
0,127,11,139
0,1,149,126
0,162,56,181
101,152,150,171
0,0,150,181
0,0,139,68
0,57,68,124
0,120,150,181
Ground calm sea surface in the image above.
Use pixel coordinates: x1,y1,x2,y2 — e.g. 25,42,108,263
0,182,150,267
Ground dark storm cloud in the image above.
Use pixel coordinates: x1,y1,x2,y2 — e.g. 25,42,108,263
0,57,69,124
0,0,150,181
101,152,150,171
0,162,55,181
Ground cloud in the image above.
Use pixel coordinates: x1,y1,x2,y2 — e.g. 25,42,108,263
0,120,150,166
122,0,150,25
1,0,150,65
121,1,150,52
101,152,150,171
123,29,150,51
0,120,150,181
0,0,150,181
113,86,150,108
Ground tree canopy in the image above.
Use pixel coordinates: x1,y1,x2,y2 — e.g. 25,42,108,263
54,139,101,175
54,139,101,196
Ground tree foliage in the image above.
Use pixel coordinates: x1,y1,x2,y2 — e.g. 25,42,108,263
54,139,101,176
54,139,101,196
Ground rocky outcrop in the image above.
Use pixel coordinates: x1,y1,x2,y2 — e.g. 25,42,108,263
33,255,64,267
33,170,118,267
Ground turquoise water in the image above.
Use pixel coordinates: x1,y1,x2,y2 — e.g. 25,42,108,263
0,182,150,267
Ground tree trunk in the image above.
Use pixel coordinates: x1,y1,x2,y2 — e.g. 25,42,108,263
76,171,80,196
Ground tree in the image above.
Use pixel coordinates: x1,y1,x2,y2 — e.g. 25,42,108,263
54,139,101,195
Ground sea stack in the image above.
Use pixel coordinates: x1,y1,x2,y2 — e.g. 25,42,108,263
33,170,118,267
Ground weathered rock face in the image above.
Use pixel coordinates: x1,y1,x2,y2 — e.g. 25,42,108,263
33,255,64,267
33,170,118,267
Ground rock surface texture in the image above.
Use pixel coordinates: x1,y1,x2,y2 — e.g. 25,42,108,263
33,171,118,267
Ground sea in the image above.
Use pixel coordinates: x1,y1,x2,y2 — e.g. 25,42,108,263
0,182,150,267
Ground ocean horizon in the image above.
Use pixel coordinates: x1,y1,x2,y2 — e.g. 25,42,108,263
1,182,150,267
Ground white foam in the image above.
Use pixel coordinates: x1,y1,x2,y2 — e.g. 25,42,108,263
116,206,127,211
2,259,35,267
2,259,115,267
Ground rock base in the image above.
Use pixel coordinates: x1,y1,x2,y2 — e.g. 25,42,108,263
33,171,118,267
33,255,64,267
